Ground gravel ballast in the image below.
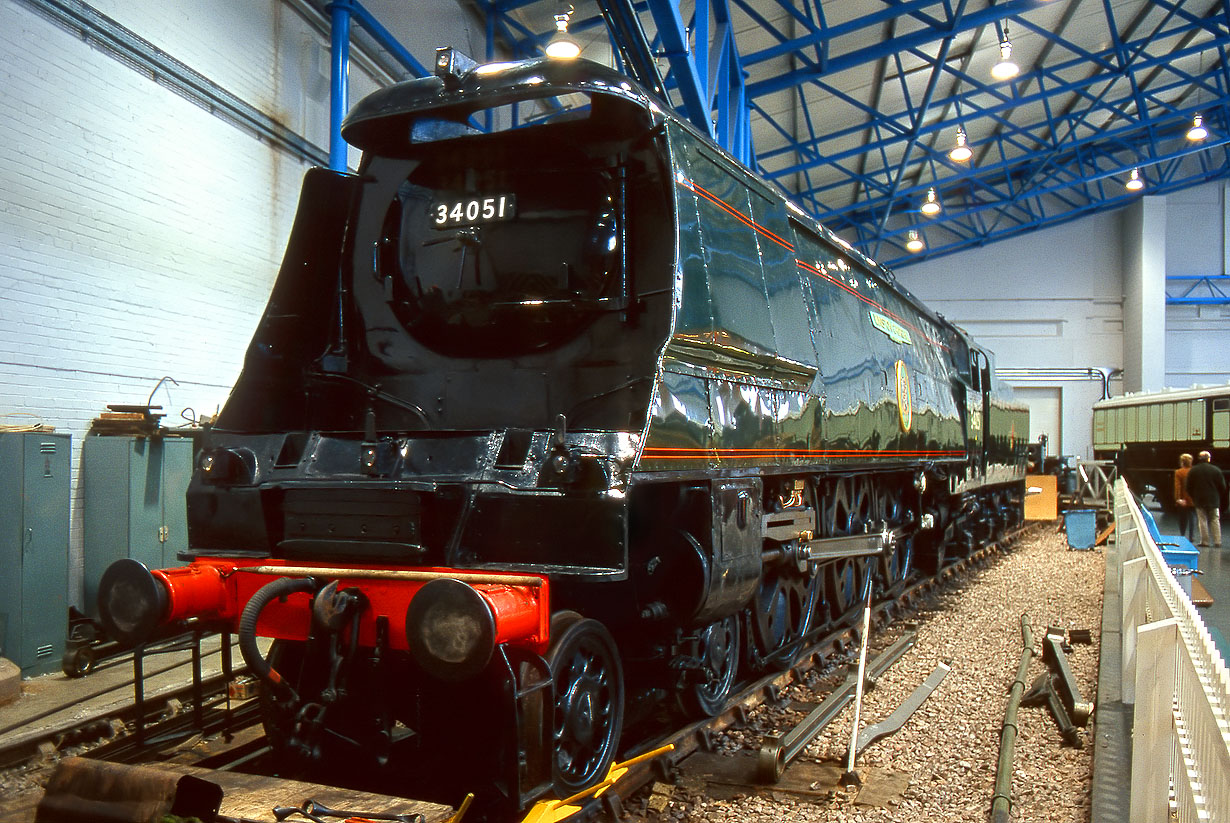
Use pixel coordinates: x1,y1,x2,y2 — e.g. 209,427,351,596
653,527,1104,823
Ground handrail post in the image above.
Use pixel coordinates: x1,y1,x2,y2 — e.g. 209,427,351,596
1121,556,1147,703
1130,618,1179,823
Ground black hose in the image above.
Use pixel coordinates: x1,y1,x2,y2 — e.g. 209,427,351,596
238,576,316,698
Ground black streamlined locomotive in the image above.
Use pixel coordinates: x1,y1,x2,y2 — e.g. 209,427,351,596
97,49,1027,813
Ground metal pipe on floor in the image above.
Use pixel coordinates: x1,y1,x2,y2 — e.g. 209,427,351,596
991,615,1034,823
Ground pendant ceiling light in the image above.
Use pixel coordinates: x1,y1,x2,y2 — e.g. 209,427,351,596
546,4,581,59
920,187,942,216
1125,168,1144,191
949,127,972,162
991,26,1019,81
905,230,925,253
1187,113,1209,141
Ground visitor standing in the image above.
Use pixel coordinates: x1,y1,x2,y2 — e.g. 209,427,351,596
1174,453,1195,540
1187,450,1226,548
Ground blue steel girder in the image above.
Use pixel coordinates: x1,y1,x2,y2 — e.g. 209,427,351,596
744,0,1058,95
761,26,1223,181
875,146,1230,267
481,0,1230,266
783,64,1228,216
642,0,753,163
1167,275,1230,304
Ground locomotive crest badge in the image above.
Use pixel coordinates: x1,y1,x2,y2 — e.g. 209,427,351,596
896,359,913,432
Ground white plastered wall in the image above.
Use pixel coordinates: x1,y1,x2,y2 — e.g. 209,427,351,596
895,181,1230,460
1165,182,1230,386
0,0,480,607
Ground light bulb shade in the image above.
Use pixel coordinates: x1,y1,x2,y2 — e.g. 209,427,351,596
920,188,941,216
1125,168,1144,191
949,129,972,162
545,31,581,58
905,231,925,252
1187,114,1208,141
991,39,1019,80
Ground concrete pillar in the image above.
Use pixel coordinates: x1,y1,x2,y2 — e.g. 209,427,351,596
1121,196,1167,392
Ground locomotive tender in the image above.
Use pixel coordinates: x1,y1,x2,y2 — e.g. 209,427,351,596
98,51,1027,810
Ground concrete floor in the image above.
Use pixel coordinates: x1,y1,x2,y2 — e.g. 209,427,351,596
1151,504,1229,664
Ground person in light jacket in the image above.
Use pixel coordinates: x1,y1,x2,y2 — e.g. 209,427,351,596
1174,453,1195,540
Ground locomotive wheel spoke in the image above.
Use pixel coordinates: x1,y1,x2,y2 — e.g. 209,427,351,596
685,615,740,716
874,482,913,589
826,555,870,619
750,565,818,670
546,616,625,796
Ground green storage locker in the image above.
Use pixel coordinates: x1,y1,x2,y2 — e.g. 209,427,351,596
81,435,195,618
0,432,70,676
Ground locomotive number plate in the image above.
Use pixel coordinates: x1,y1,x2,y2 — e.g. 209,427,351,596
431,194,515,228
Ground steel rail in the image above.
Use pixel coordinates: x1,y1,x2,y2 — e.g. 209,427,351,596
8,523,1036,821
578,522,1036,819
0,646,248,771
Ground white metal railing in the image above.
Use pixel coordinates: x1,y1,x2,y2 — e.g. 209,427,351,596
1116,479,1230,822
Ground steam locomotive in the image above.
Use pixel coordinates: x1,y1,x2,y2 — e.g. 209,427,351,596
97,50,1027,812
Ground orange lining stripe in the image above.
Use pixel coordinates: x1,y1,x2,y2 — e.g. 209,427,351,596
642,447,966,459
679,177,796,252
675,175,949,352
796,259,948,351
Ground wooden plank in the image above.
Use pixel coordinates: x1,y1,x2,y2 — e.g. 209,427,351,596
1024,474,1058,521
1095,523,1116,546
147,764,455,823
1190,577,1214,607
1,764,455,823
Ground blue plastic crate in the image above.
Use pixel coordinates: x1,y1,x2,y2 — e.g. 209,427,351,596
1064,509,1097,549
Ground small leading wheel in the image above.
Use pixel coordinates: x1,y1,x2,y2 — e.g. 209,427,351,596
547,614,625,797
685,615,740,716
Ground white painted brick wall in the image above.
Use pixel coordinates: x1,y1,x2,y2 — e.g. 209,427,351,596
1,0,486,611
1,0,306,607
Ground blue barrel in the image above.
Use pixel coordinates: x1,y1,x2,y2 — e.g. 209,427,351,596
1063,509,1097,549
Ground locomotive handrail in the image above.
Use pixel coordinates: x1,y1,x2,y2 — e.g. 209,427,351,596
1115,479,1230,822
236,565,545,587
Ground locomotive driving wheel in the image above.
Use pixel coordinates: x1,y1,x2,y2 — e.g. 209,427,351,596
823,476,874,620
684,615,740,716
749,562,819,670
546,613,625,797
875,484,913,590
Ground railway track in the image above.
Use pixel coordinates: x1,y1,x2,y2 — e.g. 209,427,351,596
2,524,1033,823
0,634,248,770
553,522,1036,821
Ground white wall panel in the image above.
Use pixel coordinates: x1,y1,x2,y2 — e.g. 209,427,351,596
898,189,1230,458
0,0,316,605
0,0,474,606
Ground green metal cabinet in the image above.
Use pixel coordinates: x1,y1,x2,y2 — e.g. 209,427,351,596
0,432,70,675
81,435,195,618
